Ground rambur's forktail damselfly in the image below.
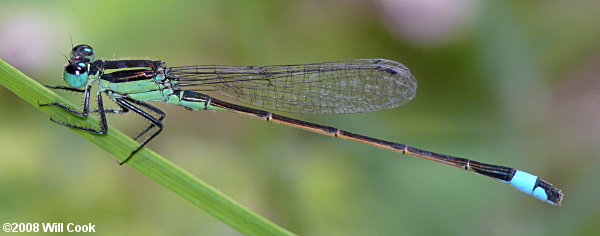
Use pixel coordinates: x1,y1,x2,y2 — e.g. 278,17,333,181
41,44,563,205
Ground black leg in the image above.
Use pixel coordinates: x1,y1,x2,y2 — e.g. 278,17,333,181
115,98,163,165
90,98,132,114
44,84,124,114
124,98,166,140
91,108,129,114
40,84,92,116
45,92,108,134
40,84,107,134
90,101,130,114
90,99,163,139
45,85,86,93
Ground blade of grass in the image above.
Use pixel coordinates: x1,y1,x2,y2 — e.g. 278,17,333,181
0,58,294,236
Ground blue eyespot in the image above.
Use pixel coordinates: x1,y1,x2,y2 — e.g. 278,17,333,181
71,44,95,62
63,63,89,88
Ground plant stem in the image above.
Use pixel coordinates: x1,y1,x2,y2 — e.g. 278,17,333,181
0,58,294,236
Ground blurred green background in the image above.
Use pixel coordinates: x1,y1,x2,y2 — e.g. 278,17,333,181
1,0,599,235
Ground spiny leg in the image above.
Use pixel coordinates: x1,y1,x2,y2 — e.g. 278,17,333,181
89,95,165,142
44,84,127,114
44,84,160,163
125,98,166,140
115,98,163,165
44,91,108,134
45,83,128,116
40,84,107,134
91,108,129,114
40,84,92,116
44,85,86,93
90,100,130,114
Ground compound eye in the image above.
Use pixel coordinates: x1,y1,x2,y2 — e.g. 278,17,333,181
71,44,95,62
66,62,87,74
63,62,89,88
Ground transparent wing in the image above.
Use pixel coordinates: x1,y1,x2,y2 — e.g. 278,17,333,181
167,59,417,114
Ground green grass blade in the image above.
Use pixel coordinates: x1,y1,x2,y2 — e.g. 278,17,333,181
0,58,294,236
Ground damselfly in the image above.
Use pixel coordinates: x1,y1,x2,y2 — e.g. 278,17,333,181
41,44,563,205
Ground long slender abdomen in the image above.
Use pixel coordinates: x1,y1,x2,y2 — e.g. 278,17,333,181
206,97,563,205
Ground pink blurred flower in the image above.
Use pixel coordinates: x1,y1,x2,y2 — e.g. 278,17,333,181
0,7,66,72
376,0,478,46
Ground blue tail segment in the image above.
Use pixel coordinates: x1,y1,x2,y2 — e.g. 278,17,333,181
508,170,563,205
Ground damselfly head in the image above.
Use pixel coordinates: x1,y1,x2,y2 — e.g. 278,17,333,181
70,44,95,63
63,61,89,88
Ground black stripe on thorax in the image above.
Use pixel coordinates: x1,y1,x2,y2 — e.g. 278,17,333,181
100,60,163,70
100,69,156,83
95,60,165,83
